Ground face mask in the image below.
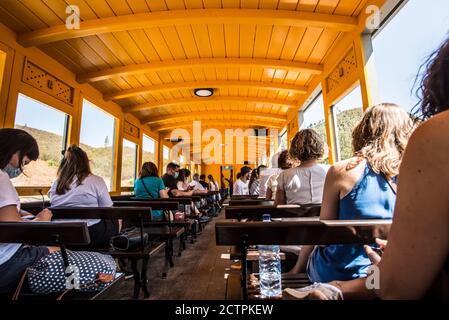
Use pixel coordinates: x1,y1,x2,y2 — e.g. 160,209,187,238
174,172,179,179
3,164,22,179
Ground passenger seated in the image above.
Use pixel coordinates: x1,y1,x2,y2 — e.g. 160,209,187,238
265,150,294,201
275,129,328,206
162,162,194,198
249,165,267,196
134,161,169,221
48,145,119,249
286,38,449,300
233,166,252,196
289,104,415,282
199,174,209,190
0,129,56,294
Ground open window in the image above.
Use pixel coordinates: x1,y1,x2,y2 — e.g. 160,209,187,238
142,134,156,164
121,139,138,188
80,99,116,191
331,85,364,161
13,94,69,187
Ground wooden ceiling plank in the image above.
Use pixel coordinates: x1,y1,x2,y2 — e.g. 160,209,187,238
77,57,323,83
126,96,298,112
18,9,358,47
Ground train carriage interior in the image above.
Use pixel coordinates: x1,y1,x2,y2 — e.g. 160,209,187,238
0,0,449,304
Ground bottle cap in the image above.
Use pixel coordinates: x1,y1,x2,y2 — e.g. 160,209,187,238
262,214,271,222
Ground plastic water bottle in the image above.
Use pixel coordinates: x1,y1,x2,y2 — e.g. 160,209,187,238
258,214,282,298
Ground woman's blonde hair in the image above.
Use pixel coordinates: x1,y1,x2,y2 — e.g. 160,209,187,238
352,103,416,179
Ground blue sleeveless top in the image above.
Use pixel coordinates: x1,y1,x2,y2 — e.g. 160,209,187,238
308,164,397,283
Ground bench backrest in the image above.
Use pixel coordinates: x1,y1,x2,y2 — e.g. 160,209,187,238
0,222,90,246
225,205,321,220
113,200,179,211
231,195,260,200
215,219,392,245
50,207,153,222
228,200,274,206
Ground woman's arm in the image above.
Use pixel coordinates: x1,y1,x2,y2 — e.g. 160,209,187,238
159,189,169,198
265,187,273,201
375,118,449,299
319,166,340,220
274,188,286,206
289,245,315,274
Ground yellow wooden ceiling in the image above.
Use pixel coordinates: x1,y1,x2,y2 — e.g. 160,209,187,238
0,0,367,132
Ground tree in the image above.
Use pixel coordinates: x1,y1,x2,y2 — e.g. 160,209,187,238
104,135,109,148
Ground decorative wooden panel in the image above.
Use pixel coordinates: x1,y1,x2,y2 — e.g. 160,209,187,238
124,121,140,139
22,59,74,105
325,47,358,95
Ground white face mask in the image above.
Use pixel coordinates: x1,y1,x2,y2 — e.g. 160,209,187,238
3,164,22,179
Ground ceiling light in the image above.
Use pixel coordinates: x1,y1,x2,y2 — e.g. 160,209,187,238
194,88,214,97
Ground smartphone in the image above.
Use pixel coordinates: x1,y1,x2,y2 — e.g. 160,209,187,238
370,246,384,257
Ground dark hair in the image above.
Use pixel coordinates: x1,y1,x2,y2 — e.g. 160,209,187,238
236,172,242,179
200,174,206,180
0,128,39,170
166,162,179,171
193,173,199,180
139,162,159,178
278,150,293,170
248,165,267,190
415,37,449,120
207,174,214,181
177,168,190,182
56,144,91,195
240,166,252,177
289,129,324,162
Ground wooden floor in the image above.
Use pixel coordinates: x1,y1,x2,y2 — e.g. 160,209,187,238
110,210,231,300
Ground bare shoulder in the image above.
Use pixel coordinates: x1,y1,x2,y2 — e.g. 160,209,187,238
329,157,366,178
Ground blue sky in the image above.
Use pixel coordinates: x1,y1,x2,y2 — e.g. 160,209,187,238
301,0,449,127
15,0,449,147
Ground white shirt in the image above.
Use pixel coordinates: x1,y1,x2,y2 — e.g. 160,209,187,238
190,180,205,191
0,170,22,266
233,179,249,196
266,174,281,200
48,174,113,227
259,168,282,198
276,164,329,205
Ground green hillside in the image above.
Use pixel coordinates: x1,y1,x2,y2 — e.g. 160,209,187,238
307,108,363,161
15,125,155,186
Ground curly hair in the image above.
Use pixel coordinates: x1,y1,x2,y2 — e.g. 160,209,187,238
289,129,325,162
352,103,416,179
415,36,449,120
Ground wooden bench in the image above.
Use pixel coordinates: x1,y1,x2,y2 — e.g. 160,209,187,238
120,197,202,242
231,195,260,200
114,200,187,260
225,205,321,221
0,221,125,300
216,219,392,299
228,199,274,207
49,207,169,299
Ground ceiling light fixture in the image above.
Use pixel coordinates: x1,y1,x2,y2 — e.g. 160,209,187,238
194,88,214,97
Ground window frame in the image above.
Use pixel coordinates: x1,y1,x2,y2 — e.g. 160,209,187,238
13,93,71,195
80,98,118,192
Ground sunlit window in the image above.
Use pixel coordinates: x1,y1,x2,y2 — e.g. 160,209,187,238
13,94,68,187
331,86,363,161
300,92,329,163
372,0,449,112
80,99,116,190
142,135,156,164
121,139,137,187
163,145,170,172
279,130,288,151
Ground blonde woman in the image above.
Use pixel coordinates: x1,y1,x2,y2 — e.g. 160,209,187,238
290,104,415,282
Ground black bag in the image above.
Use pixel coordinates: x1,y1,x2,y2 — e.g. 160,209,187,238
109,227,149,251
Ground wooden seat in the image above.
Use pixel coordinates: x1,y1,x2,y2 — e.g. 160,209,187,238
229,200,274,206
225,205,321,221
0,222,124,301
216,219,392,299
